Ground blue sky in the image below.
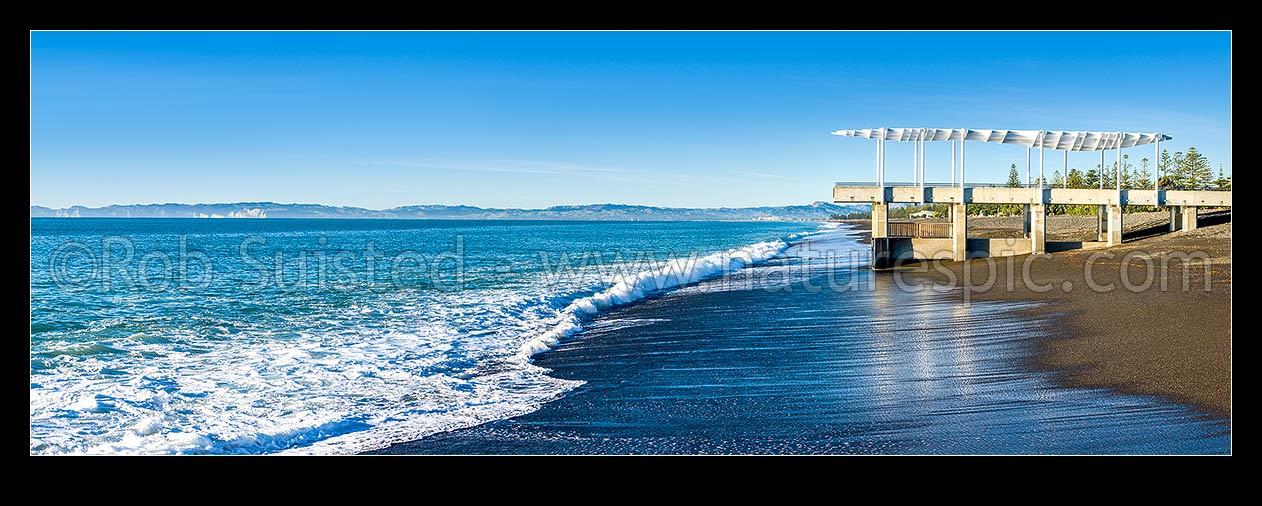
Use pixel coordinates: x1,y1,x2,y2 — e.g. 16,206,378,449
30,31,1231,209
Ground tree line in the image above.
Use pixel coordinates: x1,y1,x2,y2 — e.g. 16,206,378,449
1037,147,1228,192
1028,146,1229,215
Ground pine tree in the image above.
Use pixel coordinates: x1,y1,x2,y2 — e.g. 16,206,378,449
1214,164,1231,191
1006,164,1022,188
1119,154,1132,188
1183,147,1212,189
1084,168,1100,188
1159,149,1173,183
1170,151,1187,189
1051,170,1064,187
1134,157,1153,190
1066,168,1084,188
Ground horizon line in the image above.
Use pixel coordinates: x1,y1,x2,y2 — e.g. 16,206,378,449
30,200,848,211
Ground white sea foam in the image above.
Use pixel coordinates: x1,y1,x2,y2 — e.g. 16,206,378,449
516,238,791,358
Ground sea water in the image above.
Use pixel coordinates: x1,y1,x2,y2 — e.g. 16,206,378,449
31,219,1228,455
30,218,814,454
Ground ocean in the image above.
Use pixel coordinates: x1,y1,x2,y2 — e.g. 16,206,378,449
30,219,1229,454
30,218,816,454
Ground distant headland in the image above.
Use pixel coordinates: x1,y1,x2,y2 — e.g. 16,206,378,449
30,201,866,221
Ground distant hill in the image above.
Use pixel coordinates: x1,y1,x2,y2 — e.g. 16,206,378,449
30,201,866,221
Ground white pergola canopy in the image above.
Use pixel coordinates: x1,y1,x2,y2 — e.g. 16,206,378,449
830,128,1171,151
831,126,1170,192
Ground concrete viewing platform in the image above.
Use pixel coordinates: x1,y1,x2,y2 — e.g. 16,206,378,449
836,184,1231,268
829,127,1231,268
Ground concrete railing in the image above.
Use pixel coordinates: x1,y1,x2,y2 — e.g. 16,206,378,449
835,184,1231,207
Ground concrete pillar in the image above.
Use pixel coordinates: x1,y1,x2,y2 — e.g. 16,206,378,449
1097,205,1108,242
1030,203,1046,254
1169,207,1181,232
871,202,890,270
951,203,967,261
1181,206,1198,231
1107,204,1123,246
872,202,888,239
1022,204,1031,237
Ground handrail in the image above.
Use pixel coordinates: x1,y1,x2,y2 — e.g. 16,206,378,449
888,221,952,238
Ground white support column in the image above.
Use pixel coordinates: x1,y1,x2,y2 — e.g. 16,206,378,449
881,136,886,188
878,128,885,194
1155,136,1161,196
918,132,925,196
913,131,923,186
875,134,881,186
951,140,956,186
1099,150,1105,189
1026,147,1031,188
1063,150,1068,188
1038,131,1045,189
1116,138,1122,192
921,133,926,197
960,137,966,189
916,133,922,188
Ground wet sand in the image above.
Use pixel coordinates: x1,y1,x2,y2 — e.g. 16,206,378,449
889,221,1232,418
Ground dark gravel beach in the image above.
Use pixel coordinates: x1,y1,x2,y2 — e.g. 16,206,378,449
897,221,1231,418
845,213,1232,417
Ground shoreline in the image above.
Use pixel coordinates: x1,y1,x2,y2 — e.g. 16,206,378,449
369,224,1229,454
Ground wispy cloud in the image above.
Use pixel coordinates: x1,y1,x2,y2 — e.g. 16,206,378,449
361,159,630,178
501,160,627,174
359,158,722,185
735,171,797,181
